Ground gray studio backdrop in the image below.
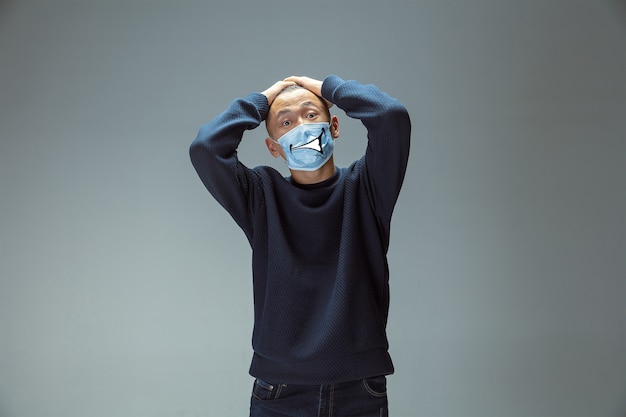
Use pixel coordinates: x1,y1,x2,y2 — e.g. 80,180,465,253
1,0,625,416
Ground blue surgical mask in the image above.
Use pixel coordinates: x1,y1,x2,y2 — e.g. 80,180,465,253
272,122,334,171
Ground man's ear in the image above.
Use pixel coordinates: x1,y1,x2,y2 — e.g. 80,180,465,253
330,115,340,139
265,138,282,158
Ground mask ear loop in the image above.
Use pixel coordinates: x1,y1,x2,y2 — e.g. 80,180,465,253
269,138,289,164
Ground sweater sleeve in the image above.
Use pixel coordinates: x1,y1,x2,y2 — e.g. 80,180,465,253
189,93,269,240
321,75,411,225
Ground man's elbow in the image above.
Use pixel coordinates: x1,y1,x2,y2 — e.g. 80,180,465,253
385,101,411,136
189,135,211,167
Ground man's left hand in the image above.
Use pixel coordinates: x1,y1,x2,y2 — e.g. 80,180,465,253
283,76,333,108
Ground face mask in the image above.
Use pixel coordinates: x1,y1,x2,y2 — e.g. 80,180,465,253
272,122,334,171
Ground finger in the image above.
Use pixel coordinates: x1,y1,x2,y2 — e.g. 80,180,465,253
268,80,295,95
283,76,303,84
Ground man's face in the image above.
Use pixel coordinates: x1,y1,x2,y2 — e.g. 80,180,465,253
266,87,330,141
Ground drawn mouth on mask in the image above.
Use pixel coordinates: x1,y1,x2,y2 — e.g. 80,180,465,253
289,131,324,154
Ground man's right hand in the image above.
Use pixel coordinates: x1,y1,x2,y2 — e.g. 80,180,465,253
261,80,296,107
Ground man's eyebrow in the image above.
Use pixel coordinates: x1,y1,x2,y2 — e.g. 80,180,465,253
300,101,320,108
274,101,321,119
275,108,294,119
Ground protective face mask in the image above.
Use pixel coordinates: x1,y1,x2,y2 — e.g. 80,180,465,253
272,122,334,171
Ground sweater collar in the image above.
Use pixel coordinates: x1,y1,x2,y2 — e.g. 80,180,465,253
289,167,340,189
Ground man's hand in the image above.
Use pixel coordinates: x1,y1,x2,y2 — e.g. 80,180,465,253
283,76,333,108
261,80,296,106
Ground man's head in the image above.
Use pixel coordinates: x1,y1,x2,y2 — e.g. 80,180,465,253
264,86,339,161
265,85,332,139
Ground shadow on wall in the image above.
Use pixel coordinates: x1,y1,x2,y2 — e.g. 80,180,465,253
0,0,12,25
610,0,626,32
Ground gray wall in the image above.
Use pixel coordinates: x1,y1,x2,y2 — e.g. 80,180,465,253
1,1,624,416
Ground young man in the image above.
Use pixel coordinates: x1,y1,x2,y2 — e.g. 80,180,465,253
190,75,411,417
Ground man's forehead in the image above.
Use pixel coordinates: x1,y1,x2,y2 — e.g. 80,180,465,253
270,89,324,114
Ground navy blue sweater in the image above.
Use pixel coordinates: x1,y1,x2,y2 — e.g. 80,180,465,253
190,75,411,384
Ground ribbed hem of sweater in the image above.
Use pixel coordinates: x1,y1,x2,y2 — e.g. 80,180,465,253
249,348,394,385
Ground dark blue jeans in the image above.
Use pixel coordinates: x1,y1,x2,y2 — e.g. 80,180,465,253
249,375,388,417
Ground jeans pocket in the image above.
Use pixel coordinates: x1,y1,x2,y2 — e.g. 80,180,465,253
252,379,285,401
362,375,387,398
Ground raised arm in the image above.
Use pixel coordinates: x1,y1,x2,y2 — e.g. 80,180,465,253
321,75,411,224
189,80,295,237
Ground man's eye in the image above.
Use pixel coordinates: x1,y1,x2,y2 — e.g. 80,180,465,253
306,113,317,119
281,120,291,126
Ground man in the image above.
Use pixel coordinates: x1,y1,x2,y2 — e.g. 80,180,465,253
190,75,411,416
